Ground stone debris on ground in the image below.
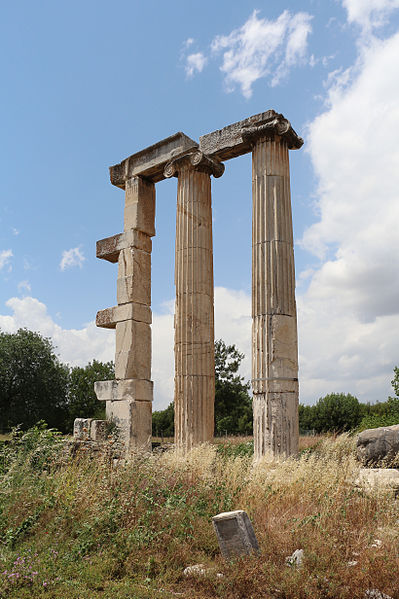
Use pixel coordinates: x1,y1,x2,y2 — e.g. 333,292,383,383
357,425,399,466
285,548,304,568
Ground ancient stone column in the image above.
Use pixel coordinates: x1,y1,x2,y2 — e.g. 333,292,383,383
199,110,303,460
164,151,224,450
95,175,155,453
250,127,299,459
95,133,198,455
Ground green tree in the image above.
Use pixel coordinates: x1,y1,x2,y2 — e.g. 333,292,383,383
313,392,361,433
66,360,114,431
152,401,174,438
0,329,69,433
214,339,252,436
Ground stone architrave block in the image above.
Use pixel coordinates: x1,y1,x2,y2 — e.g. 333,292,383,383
124,177,156,236
357,425,399,466
212,510,260,560
96,229,152,263
73,418,93,440
90,420,108,441
106,399,152,452
199,110,303,161
110,132,198,186
117,247,151,306
96,303,152,329
94,379,153,403
115,320,151,380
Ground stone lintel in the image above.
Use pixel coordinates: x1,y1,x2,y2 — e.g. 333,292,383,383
96,229,152,263
96,303,152,329
110,132,198,188
94,378,153,402
199,110,303,161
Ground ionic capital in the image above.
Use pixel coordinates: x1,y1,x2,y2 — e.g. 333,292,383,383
241,114,303,149
164,150,225,179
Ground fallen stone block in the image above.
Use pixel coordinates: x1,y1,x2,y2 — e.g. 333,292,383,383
90,419,108,441
212,510,259,560
357,425,399,466
73,418,93,440
355,468,399,494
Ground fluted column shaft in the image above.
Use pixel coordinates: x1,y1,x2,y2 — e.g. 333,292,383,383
174,164,215,450
252,136,299,459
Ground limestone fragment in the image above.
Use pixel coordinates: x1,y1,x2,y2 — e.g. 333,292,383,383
212,510,259,560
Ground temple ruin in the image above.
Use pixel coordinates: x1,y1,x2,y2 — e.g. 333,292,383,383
90,110,303,459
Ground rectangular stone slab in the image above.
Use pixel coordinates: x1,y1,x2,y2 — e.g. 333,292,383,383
96,229,152,263
110,132,198,187
96,303,152,328
212,510,260,559
94,379,153,402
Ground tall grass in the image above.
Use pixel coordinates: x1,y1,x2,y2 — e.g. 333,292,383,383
0,427,398,598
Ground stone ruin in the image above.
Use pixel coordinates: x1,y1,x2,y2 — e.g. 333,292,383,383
74,110,303,460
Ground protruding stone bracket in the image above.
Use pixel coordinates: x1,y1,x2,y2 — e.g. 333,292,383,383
199,110,303,161
96,229,152,263
96,303,152,329
163,150,225,179
94,379,153,403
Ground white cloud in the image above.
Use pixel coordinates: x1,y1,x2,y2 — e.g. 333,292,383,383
298,27,399,404
0,249,13,271
0,296,115,366
210,9,313,97
341,0,399,33
60,247,85,271
185,52,207,78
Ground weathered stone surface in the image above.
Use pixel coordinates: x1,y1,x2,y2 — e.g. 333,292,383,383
96,229,152,263
286,549,304,568
251,135,299,459
96,303,152,329
355,468,399,493
199,110,303,161
212,510,259,560
106,399,152,452
170,159,216,450
110,132,198,187
94,378,153,402
90,419,108,441
73,418,93,440
357,425,399,466
117,247,151,306
164,150,224,179
124,177,155,235
115,320,151,380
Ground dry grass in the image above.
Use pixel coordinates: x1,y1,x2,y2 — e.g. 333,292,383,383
1,431,399,598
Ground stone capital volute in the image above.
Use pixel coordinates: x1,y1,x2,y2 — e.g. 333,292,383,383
241,114,304,150
164,150,225,179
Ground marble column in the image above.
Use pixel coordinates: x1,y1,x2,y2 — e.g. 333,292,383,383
164,151,224,450
251,133,299,459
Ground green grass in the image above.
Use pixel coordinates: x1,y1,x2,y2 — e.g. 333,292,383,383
1,426,399,598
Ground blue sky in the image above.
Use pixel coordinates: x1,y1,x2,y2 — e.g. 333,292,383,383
1,0,399,409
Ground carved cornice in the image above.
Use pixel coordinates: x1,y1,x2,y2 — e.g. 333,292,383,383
164,150,225,179
240,114,303,149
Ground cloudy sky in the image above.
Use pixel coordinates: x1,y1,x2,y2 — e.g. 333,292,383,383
1,0,399,409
